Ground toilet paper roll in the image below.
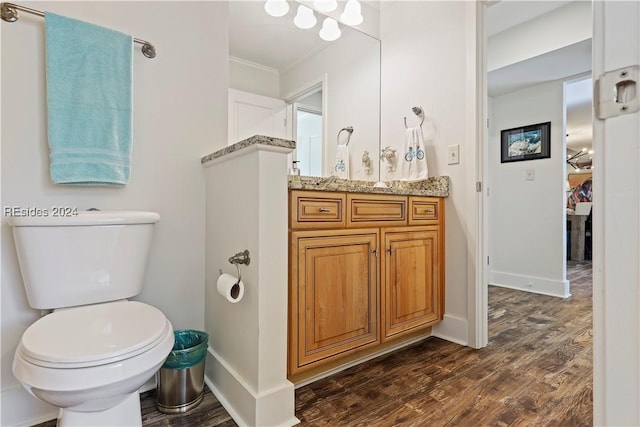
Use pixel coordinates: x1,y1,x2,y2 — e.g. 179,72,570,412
217,273,244,303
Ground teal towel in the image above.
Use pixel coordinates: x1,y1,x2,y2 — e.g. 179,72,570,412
45,12,133,186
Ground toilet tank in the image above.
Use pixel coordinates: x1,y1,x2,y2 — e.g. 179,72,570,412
8,211,160,310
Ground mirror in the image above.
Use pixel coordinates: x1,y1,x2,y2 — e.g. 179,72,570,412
228,1,381,181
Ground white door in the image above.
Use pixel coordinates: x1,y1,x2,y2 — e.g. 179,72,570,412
228,88,286,145
592,1,640,425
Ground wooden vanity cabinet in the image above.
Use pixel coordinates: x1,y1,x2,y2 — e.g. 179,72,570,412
289,190,445,377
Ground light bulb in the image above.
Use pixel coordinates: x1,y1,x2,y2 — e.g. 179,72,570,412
314,0,337,12
294,5,317,29
264,0,289,17
319,17,341,41
340,0,363,26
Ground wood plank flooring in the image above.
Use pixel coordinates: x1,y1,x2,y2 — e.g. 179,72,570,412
34,261,592,426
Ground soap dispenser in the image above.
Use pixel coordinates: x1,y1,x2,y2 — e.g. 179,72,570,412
289,160,301,176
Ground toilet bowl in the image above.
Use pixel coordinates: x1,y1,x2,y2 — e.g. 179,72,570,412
13,301,174,426
8,211,173,426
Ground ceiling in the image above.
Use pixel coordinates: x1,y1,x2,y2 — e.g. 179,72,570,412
229,1,331,71
485,0,573,37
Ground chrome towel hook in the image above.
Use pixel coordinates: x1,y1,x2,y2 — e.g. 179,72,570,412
404,106,425,129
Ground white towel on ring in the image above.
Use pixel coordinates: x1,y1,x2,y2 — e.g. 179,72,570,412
400,126,428,181
334,144,350,179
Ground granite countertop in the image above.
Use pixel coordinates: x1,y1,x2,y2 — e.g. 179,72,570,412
288,175,450,197
201,135,296,164
202,135,449,197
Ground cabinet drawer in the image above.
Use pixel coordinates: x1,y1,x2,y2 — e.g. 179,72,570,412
290,191,346,229
409,197,441,225
347,194,407,227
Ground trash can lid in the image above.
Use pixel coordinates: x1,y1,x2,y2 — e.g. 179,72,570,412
20,301,170,368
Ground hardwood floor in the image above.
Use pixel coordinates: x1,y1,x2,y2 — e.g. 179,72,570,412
34,261,592,426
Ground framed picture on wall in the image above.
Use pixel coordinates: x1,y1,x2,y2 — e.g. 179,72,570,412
500,121,551,163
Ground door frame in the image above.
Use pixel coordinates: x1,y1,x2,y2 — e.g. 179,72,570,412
284,74,328,175
469,0,489,350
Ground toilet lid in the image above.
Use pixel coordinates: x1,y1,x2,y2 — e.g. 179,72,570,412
20,301,169,368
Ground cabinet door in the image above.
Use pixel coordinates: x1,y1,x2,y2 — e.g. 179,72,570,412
381,227,442,341
290,229,379,375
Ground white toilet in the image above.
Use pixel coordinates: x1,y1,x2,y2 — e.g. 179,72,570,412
9,211,174,427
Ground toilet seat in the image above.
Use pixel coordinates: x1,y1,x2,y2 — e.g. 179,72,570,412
19,301,170,369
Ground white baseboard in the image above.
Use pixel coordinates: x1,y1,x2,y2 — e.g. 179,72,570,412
432,314,468,346
490,270,570,298
205,347,299,427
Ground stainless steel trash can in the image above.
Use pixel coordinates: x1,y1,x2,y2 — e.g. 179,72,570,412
156,330,209,414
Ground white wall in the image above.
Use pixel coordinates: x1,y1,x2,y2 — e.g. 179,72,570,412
488,1,591,72
0,2,228,425
488,79,568,297
280,29,380,181
203,146,297,427
229,57,280,99
380,1,477,344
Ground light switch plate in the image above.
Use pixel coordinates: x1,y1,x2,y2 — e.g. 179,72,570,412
525,169,535,181
448,144,459,165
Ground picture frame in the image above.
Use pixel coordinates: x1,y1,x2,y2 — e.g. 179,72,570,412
500,121,551,163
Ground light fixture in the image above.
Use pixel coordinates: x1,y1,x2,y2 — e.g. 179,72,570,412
294,5,317,29
567,147,593,170
319,17,341,41
264,0,289,17
313,0,338,12
340,0,363,26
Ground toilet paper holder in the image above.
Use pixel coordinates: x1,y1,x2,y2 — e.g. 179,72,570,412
219,250,250,281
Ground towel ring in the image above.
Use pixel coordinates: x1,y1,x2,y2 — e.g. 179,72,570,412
404,106,425,129
337,126,354,146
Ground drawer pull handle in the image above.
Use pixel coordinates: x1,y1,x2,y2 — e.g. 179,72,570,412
319,207,331,213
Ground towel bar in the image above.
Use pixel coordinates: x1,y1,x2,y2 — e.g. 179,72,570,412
1,2,157,58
